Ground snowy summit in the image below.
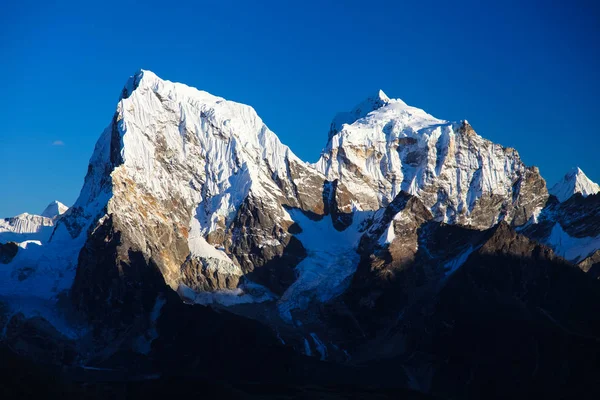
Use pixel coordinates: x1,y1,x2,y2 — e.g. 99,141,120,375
41,200,69,219
549,167,600,202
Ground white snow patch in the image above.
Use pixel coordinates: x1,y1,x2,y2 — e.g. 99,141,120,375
178,281,276,307
277,209,373,322
188,216,234,263
529,206,544,225
546,223,600,263
378,222,396,245
17,240,42,249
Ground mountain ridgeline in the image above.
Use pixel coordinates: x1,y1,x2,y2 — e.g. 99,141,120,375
1,70,600,399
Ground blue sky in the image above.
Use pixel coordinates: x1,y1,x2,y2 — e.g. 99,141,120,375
1,0,599,217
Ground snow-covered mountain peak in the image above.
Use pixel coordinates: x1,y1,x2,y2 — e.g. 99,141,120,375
41,201,68,219
316,93,547,227
549,167,600,202
113,70,306,195
55,69,332,300
118,69,291,149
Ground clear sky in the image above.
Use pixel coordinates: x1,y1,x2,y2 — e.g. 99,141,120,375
1,0,599,217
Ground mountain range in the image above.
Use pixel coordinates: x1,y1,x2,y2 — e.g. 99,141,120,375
1,70,599,399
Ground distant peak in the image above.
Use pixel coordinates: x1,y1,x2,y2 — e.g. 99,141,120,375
564,167,588,181
41,201,69,219
549,167,600,202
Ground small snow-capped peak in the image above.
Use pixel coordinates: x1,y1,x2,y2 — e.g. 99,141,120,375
41,201,69,219
549,167,600,202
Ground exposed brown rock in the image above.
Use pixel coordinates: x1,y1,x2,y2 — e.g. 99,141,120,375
578,250,600,279
180,257,241,291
